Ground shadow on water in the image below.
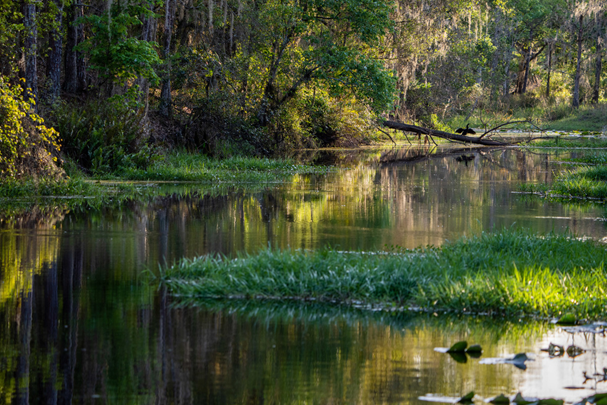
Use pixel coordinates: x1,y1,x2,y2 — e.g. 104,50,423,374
1,146,607,403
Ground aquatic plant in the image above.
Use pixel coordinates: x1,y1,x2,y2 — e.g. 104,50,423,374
161,230,607,319
120,152,336,182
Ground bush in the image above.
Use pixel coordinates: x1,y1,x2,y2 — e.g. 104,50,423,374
0,77,62,179
51,92,157,175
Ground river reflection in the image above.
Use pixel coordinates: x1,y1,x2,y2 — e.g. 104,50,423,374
0,146,606,404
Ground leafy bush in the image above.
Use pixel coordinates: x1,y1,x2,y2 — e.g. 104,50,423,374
51,92,157,175
0,77,62,179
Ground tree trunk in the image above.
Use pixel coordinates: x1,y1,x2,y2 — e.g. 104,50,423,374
546,41,552,99
24,0,37,104
64,4,85,93
572,15,584,108
137,0,156,116
592,33,602,104
383,121,508,146
503,48,512,97
522,46,531,93
159,0,176,117
47,0,63,103
515,46,529,94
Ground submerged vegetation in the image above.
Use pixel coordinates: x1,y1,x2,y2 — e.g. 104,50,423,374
161,230,607,320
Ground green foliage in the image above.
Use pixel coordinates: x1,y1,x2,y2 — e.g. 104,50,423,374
162,229,607,319
0,77,60,178
76,3,161,84
121,151,335,182
51,92,155,175
174,0,396,153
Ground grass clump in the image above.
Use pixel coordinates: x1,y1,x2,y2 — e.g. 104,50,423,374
119,152,334,182
521,167,607,200
162,230,607,319
0,177,98,198
530,137,607,149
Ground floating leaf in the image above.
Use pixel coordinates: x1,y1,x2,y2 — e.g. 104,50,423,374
556,313,576,325
447,341,468,353
491,394,510,404
458,392,475,403
537,399,563,405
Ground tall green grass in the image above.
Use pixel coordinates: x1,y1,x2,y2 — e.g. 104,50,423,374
162,230,607,319
119,152,334,182
521,167,607,200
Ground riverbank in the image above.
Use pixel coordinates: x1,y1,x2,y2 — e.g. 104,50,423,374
161,230,607,320
0,152,335,198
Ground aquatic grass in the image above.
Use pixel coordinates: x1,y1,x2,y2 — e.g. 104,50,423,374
162,230,607,319
0,177,99,198
519,166,607,200
529,137,607,149
569,152,607,165
119,152,335,182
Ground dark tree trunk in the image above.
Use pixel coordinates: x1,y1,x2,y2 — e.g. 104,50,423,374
573,15,584,108
383,121,509,146
159,0,176,117
64,4,85,93
137,0,156,116
24,1,38,104
592,33,602,104
47,0,63,103
546,42,552,99
522,47,531,93
514,44,528,94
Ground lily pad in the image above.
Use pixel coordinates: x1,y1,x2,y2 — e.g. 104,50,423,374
458,392,475,403
556,313,576,325
537,399,563,405
491,394,510,404
447,341,468,353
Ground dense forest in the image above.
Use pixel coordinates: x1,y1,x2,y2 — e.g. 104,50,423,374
0,0,606,178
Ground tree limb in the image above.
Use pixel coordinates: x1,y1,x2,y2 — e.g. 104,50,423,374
383,121,510,146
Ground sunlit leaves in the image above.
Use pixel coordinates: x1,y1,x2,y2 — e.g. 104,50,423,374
76,4,161,84
0,78,60,178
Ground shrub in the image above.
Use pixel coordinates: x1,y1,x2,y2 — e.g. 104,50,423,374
0,77,62,179
51,92,157,175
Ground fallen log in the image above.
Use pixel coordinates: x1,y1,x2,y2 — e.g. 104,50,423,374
383,121,509,146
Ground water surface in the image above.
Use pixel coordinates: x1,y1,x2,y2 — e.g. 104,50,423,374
1,146,606,404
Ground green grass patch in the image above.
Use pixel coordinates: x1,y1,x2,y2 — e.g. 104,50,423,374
529,137,607,149
118,152,335,182
161,230,607,320
0,177,99,198
521,167,607,200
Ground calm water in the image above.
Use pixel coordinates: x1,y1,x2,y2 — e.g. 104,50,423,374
1,146,606,404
